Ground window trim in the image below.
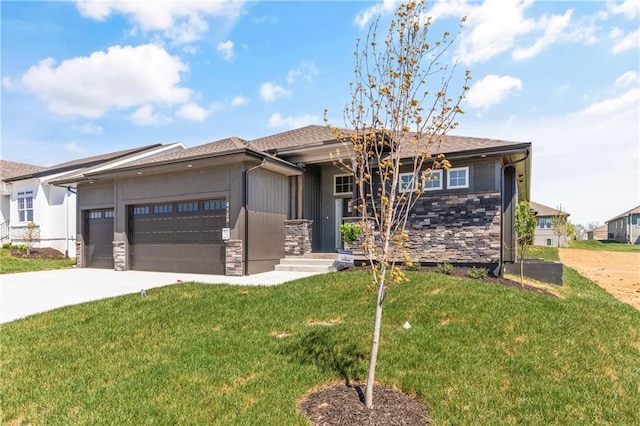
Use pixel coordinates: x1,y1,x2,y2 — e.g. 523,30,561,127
17,190,34,223
423,169,443,191
538,217,551,229
399,172,417,193
334,174,353,195
447,167,469,189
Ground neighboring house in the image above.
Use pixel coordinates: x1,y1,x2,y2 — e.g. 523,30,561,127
529,201,570,247
57,125,531,276
606,205,640,244
587,225,608,241
1,160,46,243
2,143,185,257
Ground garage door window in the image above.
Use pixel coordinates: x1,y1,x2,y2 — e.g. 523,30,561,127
88,211,102,219
153,204,173,214
178,202,198,212
203,200,227,211
133,206,150,215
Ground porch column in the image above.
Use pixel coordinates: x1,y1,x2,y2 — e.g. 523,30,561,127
284,219,313,256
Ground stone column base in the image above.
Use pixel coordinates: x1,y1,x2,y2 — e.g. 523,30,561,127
225,240,243,276
113,241,126,271
284,219,313,256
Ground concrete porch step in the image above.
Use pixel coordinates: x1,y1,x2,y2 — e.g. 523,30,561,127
275,253,339,273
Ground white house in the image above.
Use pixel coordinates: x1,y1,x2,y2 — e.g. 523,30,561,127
529,201,570,247
2,143,185,257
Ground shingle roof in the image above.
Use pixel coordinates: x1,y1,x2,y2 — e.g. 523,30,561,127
606,205,640,223
4,144,163,182
529,201,569,217
0,160,46,181
249,125,528,156
120,137,253,168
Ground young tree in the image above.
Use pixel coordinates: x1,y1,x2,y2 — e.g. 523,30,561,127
551,204,570,247
326,0,469,409
515,201,536,286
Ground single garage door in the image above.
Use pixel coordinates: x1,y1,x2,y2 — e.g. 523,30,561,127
85,209,114,268
129,200,227,274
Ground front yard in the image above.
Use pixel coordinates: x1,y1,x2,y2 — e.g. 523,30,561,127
2,260,639,425
0,247,76,274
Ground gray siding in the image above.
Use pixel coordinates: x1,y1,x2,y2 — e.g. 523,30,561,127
302,165,323,252
246,167,289,273
502,166,517,263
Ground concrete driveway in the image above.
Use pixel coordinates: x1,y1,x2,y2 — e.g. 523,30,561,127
0,268,319,324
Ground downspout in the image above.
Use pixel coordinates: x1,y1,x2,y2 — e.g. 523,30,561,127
244,160,266,275
499,148,530,276
65,187,77,258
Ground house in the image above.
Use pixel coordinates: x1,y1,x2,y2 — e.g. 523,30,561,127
606,205,640,244
1,160,46,243
56,125,531,276
529,201,570,247
2,143,185,257
587,225,608,241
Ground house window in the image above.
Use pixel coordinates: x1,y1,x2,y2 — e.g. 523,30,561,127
423,169,443,191
334,175,353,195
546,238,552,246
153,204,173,214
447,167,469,189
177,202,198,213
636,218,640,227
538,218,551,229
17,191,34,222
399,173,416,192
133,206,150,215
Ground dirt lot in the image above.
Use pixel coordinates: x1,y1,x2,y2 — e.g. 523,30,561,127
559,248,640,310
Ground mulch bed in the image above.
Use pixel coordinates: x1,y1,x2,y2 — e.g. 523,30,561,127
299,382,430,425
9,247,68,260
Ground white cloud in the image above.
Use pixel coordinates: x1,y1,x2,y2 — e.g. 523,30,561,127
75,0,246,44
512,9,573,61
64,142,86,154
71,122,104,135
354,0,402,28
130,104,163,126
465,75,522,109
20,44,191,118
2,76,17,90
259,82,290,102
231,95,249,106
286,61,319,84
175,103,209,121
607,0,640,19
268,113,321,129
217,40,234,61
615,71,639,87
452,0,537,65
611,28,640,53
577,88,640,116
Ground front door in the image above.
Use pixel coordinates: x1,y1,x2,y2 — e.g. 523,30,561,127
334,198,352,250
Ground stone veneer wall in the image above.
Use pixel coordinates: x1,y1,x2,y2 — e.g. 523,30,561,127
284,219,313,256
113,241,126,271
345,192,501,264
225,239,243,276
407,192,501,263
76,241,84,267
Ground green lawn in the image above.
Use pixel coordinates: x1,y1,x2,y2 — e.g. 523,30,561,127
2,268,639,425
568,239,640,253
0,248,76,274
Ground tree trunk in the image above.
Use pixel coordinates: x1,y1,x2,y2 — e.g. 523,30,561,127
520,258,524,286
365,277,385,409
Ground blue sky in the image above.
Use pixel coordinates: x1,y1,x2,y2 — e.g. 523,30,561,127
1,0,638,226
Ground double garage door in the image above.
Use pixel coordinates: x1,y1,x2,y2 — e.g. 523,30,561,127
129,200,227,274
